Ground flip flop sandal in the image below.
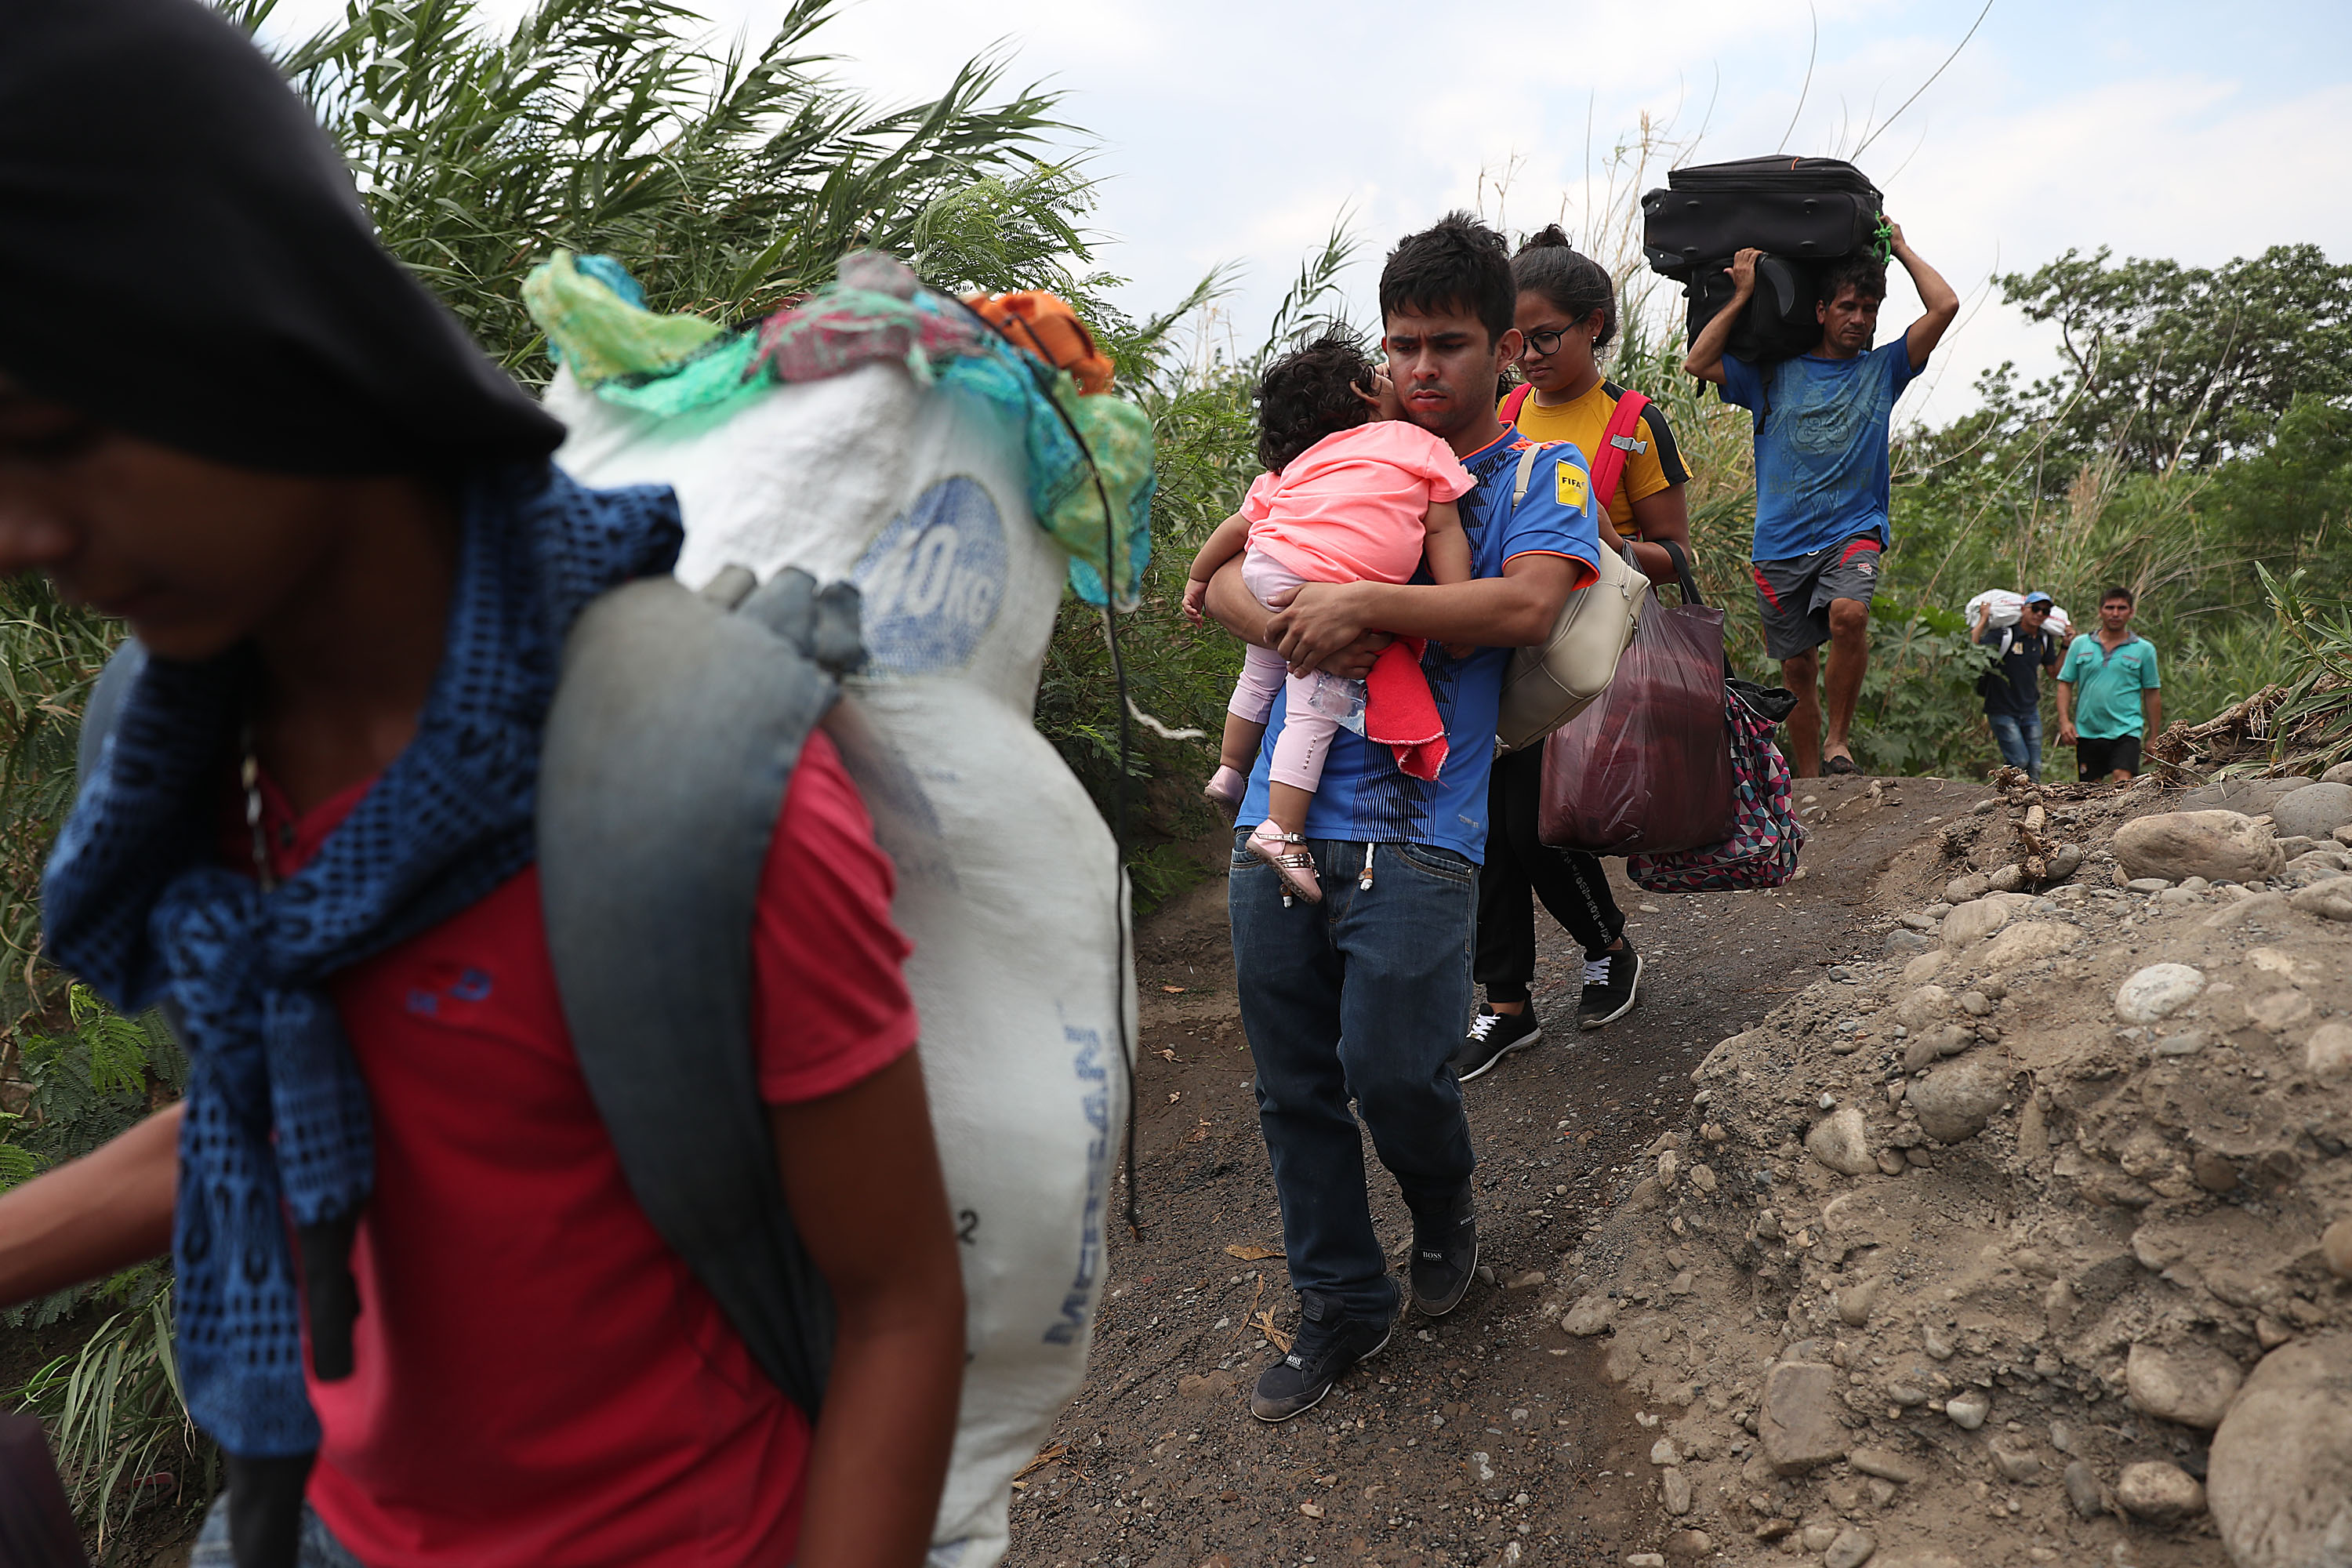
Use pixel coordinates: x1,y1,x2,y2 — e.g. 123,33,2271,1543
1826,754,1859,775
1247,826,1323,905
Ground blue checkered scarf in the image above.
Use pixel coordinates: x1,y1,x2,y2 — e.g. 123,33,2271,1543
41,462,681,1457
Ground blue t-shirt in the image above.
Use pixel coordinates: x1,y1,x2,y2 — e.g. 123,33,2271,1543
1721,342,1920,562
1236,430,1602,863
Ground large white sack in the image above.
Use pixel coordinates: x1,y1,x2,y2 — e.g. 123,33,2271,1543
547,361,1133,1567
1965,589,2023,629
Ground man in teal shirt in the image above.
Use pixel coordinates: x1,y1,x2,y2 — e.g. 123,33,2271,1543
2056,586,2161,782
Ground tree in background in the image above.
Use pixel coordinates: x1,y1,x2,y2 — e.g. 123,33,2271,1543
236,0,1109,368
1979,244,2352,479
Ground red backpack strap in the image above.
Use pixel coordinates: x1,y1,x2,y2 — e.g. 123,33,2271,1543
1498,382,1534,426
1584,387,1650,511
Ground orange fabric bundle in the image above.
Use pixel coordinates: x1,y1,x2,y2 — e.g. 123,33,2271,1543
965,291,1114,394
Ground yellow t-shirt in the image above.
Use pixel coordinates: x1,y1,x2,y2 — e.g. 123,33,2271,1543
1504,380,1690,538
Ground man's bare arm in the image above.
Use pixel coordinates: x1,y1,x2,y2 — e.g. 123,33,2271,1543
2143,688,2162,742
1892,222,1960,372
1201,557,1391,681
775,1052,964,1568
0,1105,180,1307
1265,554,1580,670
1682,249,1761,386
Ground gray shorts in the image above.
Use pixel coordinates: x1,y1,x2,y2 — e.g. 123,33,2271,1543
1751,535,1882,660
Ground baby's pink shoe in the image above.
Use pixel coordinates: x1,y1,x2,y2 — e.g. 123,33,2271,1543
1247,820,1322,904
1203,765,1247,810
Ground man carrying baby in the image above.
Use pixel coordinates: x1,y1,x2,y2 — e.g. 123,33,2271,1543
1203,212,1602,1421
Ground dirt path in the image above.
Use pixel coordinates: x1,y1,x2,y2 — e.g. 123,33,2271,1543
1004,773,1998,1568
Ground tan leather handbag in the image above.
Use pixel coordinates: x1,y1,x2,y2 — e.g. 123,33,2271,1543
1494,441,1648,753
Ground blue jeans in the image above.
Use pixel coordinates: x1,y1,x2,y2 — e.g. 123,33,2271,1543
1229,832,1479,1324
191,1494,365,1567
1987,710,2042,780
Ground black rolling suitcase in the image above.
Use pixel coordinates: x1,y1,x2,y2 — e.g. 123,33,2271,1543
1642,156,1883,361
1642,156,1882,278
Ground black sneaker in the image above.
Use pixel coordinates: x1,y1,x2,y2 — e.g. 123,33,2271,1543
1576,941,1643,1030
1409,1184,1477,1317
1452,1007,1541,1082
1250,1290,1394,1421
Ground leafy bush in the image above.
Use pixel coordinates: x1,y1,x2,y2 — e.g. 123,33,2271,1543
1034,228,1362,902
1849,604,2002,779
0,576,120,1031
2,989,184,1325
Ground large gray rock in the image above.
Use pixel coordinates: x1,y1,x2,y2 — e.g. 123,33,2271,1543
2208,1334,2352,1568
1941,898,2013,947
2325,760,2352,786
2116,963,2206,1023
2114,810,2285,884
1907,1053,2013,1143
2292,876,2352,922
1980,920,2082,969
2065,1460,2107,1518
1561,1294,1614,1335
2321,1218,2352,1280
1759,1360,1847,1475
1824,1527,1878,1568
2115,1461,2205,1524
1895,985,1952,1031
2180,777,2318,811
2127,1341,2245,1428
2274,781,2352,840
1806,1106,1877,1177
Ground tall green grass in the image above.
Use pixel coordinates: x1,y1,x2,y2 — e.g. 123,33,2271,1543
9,1279,212,1563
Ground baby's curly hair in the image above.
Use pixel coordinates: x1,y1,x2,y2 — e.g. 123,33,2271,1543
1255,328,1376,474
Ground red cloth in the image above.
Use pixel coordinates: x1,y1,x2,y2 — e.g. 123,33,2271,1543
235,732,916,1567
1363,637,1448,781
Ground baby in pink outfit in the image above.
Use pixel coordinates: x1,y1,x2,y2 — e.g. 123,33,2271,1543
1183,332,1474,902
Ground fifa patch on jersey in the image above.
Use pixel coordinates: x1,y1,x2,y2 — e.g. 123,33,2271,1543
1555,463,1591,511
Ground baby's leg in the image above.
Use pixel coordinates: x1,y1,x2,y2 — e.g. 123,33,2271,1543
1206,646,1287,806
1264,670,1341,835
1229,644,1285,725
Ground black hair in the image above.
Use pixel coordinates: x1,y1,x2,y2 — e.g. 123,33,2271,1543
1377,212,1515,343
2100,585,2136,608
1820,254,1889,307
1255,328,1375,473
1512,225,1617,351
0,0,564,473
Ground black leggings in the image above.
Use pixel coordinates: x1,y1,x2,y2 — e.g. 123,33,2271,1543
1474,746,1625,1005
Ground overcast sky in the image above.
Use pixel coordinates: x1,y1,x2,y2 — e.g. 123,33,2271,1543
278,0,2352,430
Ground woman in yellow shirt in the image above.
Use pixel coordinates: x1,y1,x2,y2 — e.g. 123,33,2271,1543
1456,227,1694,1077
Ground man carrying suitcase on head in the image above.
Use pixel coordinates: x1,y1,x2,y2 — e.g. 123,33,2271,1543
1684,223,1958,777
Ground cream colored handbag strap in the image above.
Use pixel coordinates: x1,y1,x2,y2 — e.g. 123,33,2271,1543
1508,441,1544,510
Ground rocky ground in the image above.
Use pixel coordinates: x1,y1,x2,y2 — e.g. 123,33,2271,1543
1549,764,2352,1568
1005,764,2352,1568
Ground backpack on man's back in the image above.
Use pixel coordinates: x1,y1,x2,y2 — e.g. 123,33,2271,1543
1641,155,1885,365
